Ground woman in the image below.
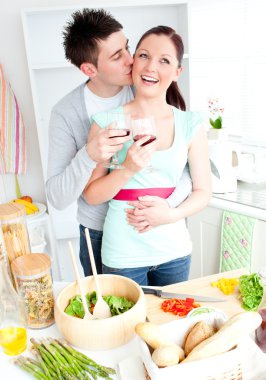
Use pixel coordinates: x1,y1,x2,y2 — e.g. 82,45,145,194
83,26,211,286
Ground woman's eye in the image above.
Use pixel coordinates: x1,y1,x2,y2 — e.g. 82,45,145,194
161,58,170,64
139,53,148,59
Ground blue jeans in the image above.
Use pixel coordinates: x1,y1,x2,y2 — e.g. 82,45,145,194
79,225,103,276
102,255,191,286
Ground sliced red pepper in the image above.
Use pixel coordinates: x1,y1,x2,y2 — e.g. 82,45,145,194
161,298,201,317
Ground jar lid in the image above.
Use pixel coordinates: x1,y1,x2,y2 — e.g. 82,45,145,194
11,253,51,276
0,203,25,220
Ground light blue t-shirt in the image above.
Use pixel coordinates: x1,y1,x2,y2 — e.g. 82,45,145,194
92,106,203,268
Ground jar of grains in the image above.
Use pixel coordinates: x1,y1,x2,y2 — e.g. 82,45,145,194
11,253,54,329
0,203,31,282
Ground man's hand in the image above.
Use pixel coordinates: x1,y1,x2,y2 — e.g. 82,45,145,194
86,128,131,163
125,196,174,233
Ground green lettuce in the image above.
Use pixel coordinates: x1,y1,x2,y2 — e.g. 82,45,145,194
65,291,135,318
239,273,264,311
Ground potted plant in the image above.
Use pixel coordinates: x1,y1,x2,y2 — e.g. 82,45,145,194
208,97,227,140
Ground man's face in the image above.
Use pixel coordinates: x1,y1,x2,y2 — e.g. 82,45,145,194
96,31,133,87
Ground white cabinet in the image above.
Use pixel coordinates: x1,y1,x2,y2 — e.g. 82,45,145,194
26,213,60,280
188,205,266,280
187,207,223,279
21,1,190,241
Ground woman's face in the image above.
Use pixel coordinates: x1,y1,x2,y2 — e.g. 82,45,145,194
133,33,182,98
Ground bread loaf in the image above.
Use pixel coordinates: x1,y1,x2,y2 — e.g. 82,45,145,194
184,321,216,356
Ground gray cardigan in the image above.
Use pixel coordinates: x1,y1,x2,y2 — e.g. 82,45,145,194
46,82,107,230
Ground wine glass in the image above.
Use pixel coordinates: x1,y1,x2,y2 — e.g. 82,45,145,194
105,111,131,170
131,116,157,172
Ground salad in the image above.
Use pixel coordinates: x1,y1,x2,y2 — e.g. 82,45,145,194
65,291,135,318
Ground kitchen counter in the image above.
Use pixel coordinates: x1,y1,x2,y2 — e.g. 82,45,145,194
1,269,263,379
146,268,249,324
210,181,266,221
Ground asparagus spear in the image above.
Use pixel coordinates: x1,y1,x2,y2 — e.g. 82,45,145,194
31,339,64,379
49,339,90,380
57,339,116,376
31,352,53,380
15,357,48,380
15,337,116,380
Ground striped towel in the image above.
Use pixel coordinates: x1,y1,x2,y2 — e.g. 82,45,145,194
0,64,26,174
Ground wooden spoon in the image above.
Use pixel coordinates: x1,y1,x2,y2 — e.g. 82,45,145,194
85,228,112,319
68,241,94,320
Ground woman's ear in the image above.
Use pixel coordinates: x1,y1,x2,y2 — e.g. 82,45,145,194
80,63,97,78
175,66,183,81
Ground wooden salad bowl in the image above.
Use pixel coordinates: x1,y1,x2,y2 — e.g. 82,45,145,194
54,274,147,350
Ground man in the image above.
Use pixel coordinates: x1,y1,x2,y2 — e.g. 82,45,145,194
46,8,191,277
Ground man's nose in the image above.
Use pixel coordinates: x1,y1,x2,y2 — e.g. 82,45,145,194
125,50,133,65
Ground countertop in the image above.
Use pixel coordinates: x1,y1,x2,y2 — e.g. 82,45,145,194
0,269,263,379
210,181,266,221
145,268,249,324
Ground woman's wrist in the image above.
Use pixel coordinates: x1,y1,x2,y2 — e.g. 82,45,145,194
168,206,182,223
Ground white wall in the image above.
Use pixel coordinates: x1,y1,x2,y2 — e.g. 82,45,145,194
0,0,133,203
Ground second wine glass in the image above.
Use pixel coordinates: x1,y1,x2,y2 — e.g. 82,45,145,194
105,111,131,170
131,116,157,172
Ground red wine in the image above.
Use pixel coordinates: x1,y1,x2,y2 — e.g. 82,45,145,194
133,134,157,146
110,129,130,138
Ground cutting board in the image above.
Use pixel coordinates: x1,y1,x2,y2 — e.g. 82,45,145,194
146,268,249,324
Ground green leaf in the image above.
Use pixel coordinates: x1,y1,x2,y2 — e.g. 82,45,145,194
104,295,135,316
239,273,263,311
65,304,76,316
210,116,222,129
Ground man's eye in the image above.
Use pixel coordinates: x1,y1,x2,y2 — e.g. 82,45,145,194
161,58,170,64
113,54,121,61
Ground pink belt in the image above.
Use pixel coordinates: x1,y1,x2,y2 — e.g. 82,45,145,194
113,187,175,201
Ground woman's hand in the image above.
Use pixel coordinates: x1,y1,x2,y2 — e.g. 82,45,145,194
125,196,175,233
123,136,157,174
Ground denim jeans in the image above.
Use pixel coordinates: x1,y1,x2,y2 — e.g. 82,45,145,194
79,225,103,276
102,255,191,286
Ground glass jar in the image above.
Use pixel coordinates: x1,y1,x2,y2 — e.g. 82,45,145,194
255,267,266,352
0,257,27,355
0,203,31,284
11,253,54,329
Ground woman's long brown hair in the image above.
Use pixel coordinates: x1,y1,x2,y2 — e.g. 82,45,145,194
136,26,186,111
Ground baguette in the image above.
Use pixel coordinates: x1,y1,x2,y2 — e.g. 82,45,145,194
182,311,262,363
135,322,172,349
184,321,216,356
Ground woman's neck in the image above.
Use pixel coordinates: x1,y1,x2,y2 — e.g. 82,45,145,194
125,94,171,118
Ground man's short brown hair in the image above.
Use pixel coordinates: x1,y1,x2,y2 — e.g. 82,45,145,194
63,8,123,67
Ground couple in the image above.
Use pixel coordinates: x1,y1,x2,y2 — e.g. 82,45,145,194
46,9,211,286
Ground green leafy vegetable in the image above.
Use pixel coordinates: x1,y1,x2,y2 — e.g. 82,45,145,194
239,273,264,311
104,295,135,315
65,291,135,318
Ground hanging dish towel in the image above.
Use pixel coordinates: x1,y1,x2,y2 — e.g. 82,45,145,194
219,210,257,272
0,64,26,174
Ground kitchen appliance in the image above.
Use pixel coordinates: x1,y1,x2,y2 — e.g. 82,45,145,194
208,140,238,194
